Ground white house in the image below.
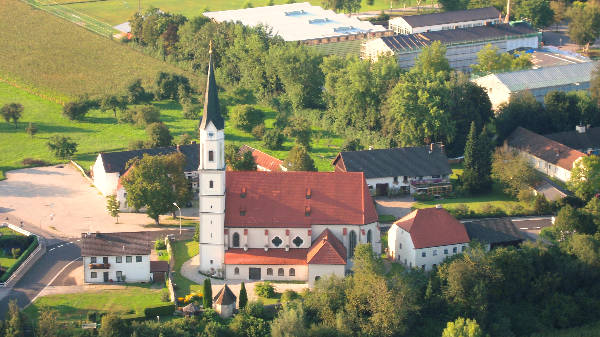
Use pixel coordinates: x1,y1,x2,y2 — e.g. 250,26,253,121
388,7,501,35
196,47,381,284
388,207,470,271
505,127,586,183
81,232,157,283
333,144,452,197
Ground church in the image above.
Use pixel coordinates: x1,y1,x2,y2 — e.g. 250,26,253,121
197,48,381,284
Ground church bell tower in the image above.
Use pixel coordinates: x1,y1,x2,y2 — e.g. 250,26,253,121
198,43,226,277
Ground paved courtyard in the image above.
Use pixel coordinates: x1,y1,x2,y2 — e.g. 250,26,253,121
374,195,414,220
0,165,196,238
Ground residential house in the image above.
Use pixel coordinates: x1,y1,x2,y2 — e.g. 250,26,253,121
387,207,470,271
545,125,600,155
333,144,452,196
473,62,597,109
388,7,501,34
213,284,237,318
238,145,287,172
362,23,539,71
505,127,586,183
463,218,525,250
82,232,154,283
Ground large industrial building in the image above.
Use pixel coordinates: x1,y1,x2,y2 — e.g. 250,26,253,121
362,22,539,71
388,7,501,34
473,61,597,109
204,2,392,56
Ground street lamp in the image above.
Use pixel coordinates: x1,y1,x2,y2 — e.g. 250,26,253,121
173,202,182,235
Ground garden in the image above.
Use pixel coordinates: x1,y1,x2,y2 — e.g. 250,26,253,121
0,227,38,283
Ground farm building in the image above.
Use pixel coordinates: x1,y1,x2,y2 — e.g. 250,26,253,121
473,61,597,109
463,218,525,250
388,7,501,34
204,2,392,56
544,125,600,155
333,144,452,197
362,22,539,71
238,145,287,172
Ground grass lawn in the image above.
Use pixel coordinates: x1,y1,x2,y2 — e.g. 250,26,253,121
54,0,434,26
171,240,202,297
0,256,18,269
0,0,196,100
23,283,166,322
0,226,24,236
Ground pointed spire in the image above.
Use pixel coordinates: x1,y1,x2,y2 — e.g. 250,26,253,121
200,41,224,130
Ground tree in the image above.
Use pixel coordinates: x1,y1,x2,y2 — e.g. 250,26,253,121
203,278,213,309
514,0,554,28
127,78,152,104
25,122,38,138
284,145,316,171
285,117,312,149
442,317,485,337
1,103,23,128
270,302,308,337
106,195,120,223
230,105,265,132
62,100,90,120
439,0,469,11
462,123,493,194
230,313,270,337
122,153,191,224
47,136,78,159
145,122,173,148
100,95,127,120
567,2,600,52
225,145,257,171
491,148,537,197
568,155,600,201
321,0,361,13
239,282,248,309
495,91,549,141
99,313,127,337
5,300,24,337
37,307,59,337
471,44,532,75
554,204,583,240
412,41,451,76
567,234,600,267
544,91,579,132
352,244,384,275
177,133,193,145
263,129,285,150
591,63,600,107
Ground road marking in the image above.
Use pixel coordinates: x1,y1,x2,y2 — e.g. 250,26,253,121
49,248,55,251
69,242,73,244
520,227,528,230
57,245,63,248
26,256,82,308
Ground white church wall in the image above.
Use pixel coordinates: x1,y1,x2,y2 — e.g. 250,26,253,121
225,264,307,281
308,264,345,285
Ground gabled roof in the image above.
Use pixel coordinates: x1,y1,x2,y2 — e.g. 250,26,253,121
307,229,346,265
239,145,284,172
506,127,586,170
225,171,378,228
200,52,224,130
395,7,500,28
213,284,237,305
478,61,597,92
99,144,199,175
150,260,169,273
463,218,524,245
225,248,309,265
81,232,151,256
393,208,469,249
544,127,600,152
333,146,451,179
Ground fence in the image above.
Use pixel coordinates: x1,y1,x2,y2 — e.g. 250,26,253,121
165,237,176,303
0,223,47,288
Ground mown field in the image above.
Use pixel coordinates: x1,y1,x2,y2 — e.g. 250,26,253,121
53,0,433,26
0,0,197,101
23,284,166,322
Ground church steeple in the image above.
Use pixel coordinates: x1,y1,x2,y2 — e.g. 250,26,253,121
200,42,225,130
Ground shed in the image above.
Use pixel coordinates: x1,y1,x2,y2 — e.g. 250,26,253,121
150,261,169,283
182,303,200,317
213,284,237,318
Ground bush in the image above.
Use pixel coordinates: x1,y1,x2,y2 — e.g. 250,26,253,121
182,103,200,119
62,100,91,120
154,239,166,250
128,140,146,150
452,204,470,218
22,158,49,166
252,123,266,140
47,135,78,159
134,105,160,126
414,194,434,201
341,138,362,152
143,303,175,318
533,194,553,215
254,281,275,298
160,290,169,302
11,248,21,259
507,203,526,216
280,289,298,303
263,129,284,150
480,204,506,217
87,311,99,323
155,72,191,100
0,236,38,282
230,105,265,132
145,122,173,148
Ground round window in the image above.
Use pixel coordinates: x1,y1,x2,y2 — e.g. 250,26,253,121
271,236,283,247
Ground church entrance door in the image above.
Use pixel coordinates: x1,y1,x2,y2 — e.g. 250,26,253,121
249,268,261,280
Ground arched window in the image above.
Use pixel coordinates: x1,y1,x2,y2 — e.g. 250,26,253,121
367,229,372,243
208,150,214,162
289,268,295,276
349,230,357,258
267,268,273,276
232,233,240,248
234,267,239,275
278,268,284,276
209,180,214,188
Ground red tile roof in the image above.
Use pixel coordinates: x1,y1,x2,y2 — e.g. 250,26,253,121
239,145,284,172
225,248,308,265
116,164,134,191
225,171,378,228
307,229,346,265
394,207,470,249
507,127,586,170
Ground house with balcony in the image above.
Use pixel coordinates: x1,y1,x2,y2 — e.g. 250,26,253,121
333,144,452,196
82,231,158,283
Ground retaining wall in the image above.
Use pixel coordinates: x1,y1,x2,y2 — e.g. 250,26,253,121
0,223,46,288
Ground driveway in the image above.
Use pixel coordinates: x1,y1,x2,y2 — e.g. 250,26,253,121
374,196,414,220
0,165,196,238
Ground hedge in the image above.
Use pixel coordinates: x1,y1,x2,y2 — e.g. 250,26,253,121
0,235,34,250
143,303,175,318
0,236,38,282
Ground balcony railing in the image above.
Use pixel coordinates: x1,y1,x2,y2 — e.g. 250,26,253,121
89,263,110,269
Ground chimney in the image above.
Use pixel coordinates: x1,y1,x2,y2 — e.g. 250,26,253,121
576,124,586,133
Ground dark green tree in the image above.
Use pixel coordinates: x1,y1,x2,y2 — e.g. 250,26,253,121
495,91,549,141
98,313,127,337
544,91,579,132
438,0,469,10
239,282,248,309
145,122,173,148
225,145,257,171
569,155,600,201
284,145,316,171
263,129,285,150
62,100,90,120
127,78,153,104
5,300,24,337
47,136,78,159
100,94,127,120
37,307,59,337
461,122,492,193
514,0,554,28
203,278,213,309
230,105,265,132
567,2,600,52
285,117,312,149
1,103,23,128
